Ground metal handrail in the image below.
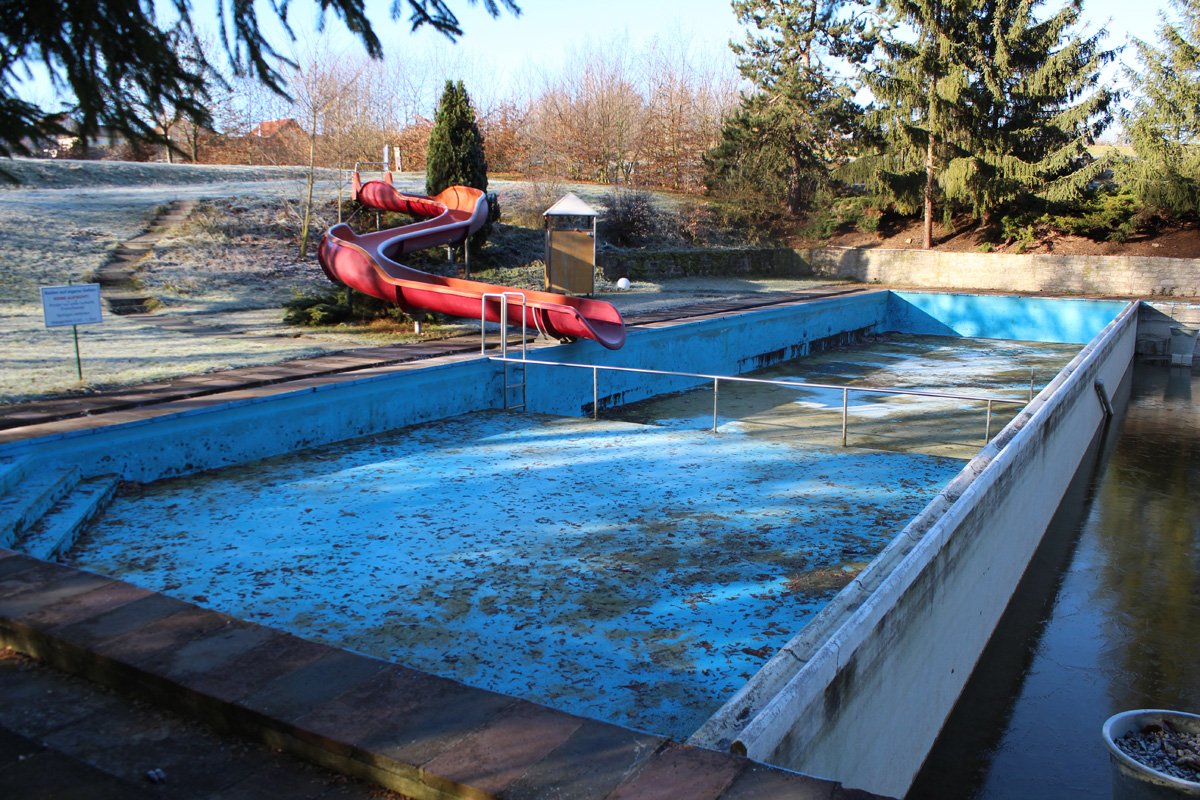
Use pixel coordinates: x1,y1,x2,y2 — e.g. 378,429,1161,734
488,355,1028,444
480,292,529,358
482,293,530,411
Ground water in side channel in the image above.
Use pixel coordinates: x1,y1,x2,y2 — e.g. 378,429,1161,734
910,362,1200,799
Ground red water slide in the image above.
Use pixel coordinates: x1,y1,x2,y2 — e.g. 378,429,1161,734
317,174,626,349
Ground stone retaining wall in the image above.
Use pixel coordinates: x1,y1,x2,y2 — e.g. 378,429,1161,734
600,244,1200,299
803,246,1200,297
600,247,811,281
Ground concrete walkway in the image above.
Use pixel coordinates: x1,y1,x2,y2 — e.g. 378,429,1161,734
0,647,404,799
95,200,197,316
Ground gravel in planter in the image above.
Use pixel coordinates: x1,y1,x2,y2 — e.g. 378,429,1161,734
1116,720,1200,783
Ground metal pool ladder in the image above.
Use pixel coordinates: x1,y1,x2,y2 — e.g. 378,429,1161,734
481,292,529,411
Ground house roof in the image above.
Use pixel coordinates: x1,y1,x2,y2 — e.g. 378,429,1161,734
250,119,303,138
543,193,598,217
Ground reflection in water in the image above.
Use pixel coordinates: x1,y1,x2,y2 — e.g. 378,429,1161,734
910,364,1200,799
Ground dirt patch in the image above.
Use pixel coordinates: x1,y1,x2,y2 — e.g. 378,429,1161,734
813,217,1200,258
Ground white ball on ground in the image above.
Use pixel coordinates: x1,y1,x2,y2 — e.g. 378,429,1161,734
616,277,631,290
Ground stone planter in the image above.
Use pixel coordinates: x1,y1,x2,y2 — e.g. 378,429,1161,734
1103,710,1200,799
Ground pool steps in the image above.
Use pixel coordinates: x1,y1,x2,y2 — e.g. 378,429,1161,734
17,475,120,560
0,462,80,549
0,458,119,557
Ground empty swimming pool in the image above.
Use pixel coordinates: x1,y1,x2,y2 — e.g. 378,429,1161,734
4,289,1136,797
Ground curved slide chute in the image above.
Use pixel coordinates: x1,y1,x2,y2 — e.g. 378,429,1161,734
318,174,626,349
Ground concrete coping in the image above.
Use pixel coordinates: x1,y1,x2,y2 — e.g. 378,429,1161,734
0,549,885,800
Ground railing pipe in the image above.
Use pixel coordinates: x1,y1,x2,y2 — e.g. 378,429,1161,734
712,378,720,432
841,387,849,447
489,355,1026,445
487,356,1026,407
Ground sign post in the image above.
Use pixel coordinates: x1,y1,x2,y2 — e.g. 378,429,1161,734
40,283,103,380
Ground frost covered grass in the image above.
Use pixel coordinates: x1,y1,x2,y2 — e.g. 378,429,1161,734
1,304,332,403
140,196,338,313
0,161,365,403
1,157,340,190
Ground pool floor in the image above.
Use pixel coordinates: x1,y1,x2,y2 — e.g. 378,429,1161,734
68,411,961,738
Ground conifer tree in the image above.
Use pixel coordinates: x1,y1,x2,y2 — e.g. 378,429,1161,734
426,80,488,196
0,0,518,160
1121,0,1200,216
855,0,1115,247
426,79,494,250
704,0,874,215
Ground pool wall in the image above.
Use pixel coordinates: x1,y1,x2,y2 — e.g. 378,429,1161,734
521,291,1125,419
691,299,1138,798
522,291,890,417
889,292,1127,343
0,291,1124,485
0,357,501,482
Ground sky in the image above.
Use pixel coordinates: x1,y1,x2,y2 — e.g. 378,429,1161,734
16,0,1174,113
326,0,1168,75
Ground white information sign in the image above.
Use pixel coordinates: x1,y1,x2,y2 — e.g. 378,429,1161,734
40,284,103,328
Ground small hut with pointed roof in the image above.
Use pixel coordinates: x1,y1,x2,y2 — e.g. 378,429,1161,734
544,193,599,296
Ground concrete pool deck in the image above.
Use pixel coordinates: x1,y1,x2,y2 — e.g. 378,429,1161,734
0,647,408,799
0,290,891,800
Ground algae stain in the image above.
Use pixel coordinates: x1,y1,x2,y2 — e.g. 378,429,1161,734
784,561,868,595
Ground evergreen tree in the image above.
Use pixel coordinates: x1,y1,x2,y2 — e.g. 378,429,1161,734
426,79,495,250
426,79,488,195
704,0,874,215
855,0,964,247
0,0,519,160
1120,0,1200,216
854,0,1115,247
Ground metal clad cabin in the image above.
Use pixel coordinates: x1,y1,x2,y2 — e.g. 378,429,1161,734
544,193,598,295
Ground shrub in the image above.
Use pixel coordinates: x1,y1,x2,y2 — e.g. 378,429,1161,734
599,189,664,246
800,195,882,239
283,288,413,327
999,216,1038,253
1045,190,1142,243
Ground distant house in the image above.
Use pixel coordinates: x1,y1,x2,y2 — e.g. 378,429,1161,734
28,116,124,158
249,118,305,139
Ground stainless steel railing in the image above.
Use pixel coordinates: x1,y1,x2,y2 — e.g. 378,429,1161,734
482,293,529,411
489,356,1029,445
